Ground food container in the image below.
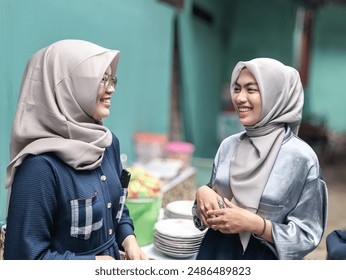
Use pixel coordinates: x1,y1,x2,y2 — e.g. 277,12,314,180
125,166,163,246
165,141,195,168
126,197,162,246
134,133,168,163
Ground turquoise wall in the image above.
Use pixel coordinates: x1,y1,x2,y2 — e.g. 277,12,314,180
309,4,346,132
0,0,175,224
178,0,226,158
223,0,297,78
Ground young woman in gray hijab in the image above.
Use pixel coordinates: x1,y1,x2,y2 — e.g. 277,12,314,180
193,58,328,260
4,39,148,260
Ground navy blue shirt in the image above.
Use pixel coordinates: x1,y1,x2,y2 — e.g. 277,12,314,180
4,133,134,260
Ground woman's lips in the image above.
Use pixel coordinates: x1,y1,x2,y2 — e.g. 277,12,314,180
100,98,111,107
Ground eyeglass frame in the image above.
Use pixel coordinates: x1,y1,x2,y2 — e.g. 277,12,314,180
101,74,117,89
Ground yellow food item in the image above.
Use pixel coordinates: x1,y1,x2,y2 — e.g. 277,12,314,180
126,167,162,198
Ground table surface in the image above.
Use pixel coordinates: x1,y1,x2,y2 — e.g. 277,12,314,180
141,243,197,260
161,166,196,193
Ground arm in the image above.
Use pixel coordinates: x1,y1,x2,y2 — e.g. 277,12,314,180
4,156,94,260
271,177,328,259
104,133,147,260
206,198,273,243
193,148,225,229
114,205,148,260
206,176,327,259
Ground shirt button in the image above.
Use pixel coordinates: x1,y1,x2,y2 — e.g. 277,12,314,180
108,229,113,235
107,202,112,208
101,175,107,181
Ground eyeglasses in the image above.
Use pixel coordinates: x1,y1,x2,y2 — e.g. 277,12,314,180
101,74,117,89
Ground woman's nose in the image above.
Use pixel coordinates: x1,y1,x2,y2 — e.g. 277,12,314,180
236,90,247,103
105,84,115,93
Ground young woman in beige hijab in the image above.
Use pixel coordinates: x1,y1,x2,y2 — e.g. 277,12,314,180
4,39,148,260
193,58,328,259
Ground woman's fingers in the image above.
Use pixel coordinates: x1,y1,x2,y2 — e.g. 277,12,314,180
223,197,238,208
199,201,217,226
196,187,231,228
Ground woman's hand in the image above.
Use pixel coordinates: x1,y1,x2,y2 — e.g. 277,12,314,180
96,255,115,260
121,235,149,260
195,185,223,227
206,198,273,242
205,198,252,234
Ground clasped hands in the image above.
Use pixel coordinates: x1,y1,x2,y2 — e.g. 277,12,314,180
195,185,253,234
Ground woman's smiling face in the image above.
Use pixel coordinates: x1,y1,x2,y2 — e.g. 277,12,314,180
93,66,116,121
232,68,262,126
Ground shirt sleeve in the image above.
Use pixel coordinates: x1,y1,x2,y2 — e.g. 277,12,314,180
115,205,135,247
110,133,136,247
271,176,328,259
4,155,94,260
192,148,221,231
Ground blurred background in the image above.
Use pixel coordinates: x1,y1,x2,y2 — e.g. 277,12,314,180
1,0,346,259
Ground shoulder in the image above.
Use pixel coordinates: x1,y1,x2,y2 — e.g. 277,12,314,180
111,131,120,145
104,132,122,173
282,133,322,179
13,153,62,188
19,153,62,172
16,153,70,180
283,133,319,162
104,132,121,161
108,131,120,152
218,132,244,151
214,132,244,162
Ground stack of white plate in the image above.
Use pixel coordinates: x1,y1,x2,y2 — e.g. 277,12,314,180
153,218,206,258
164,200,194,219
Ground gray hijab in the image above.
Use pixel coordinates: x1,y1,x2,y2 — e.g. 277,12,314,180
5,39,120,188
229,58,304,250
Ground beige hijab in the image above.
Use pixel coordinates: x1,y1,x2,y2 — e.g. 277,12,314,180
5,39,120,188
229,58,304,250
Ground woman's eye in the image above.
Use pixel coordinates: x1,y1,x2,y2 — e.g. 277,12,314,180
234,88,240,93
248,88,258,93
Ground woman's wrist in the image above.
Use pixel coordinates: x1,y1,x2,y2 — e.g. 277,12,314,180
122,234,138,250
256,217,266,237
251,214,273,242
249,214,266,236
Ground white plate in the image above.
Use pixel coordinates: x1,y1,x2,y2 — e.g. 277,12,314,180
154,218,205,238
154,241,199,253
154,235,201,249
154,230,203,242
164,212,192,220
153,243,197,259
165,200,194,217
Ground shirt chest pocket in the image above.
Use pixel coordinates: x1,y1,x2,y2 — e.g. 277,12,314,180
70,192,103,240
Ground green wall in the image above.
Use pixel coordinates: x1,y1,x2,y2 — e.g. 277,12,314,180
178,0,226,158
0,0,175,224
223,0,297,78
309,4,346,132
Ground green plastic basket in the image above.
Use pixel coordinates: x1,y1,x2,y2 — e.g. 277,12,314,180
125,197,162,246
